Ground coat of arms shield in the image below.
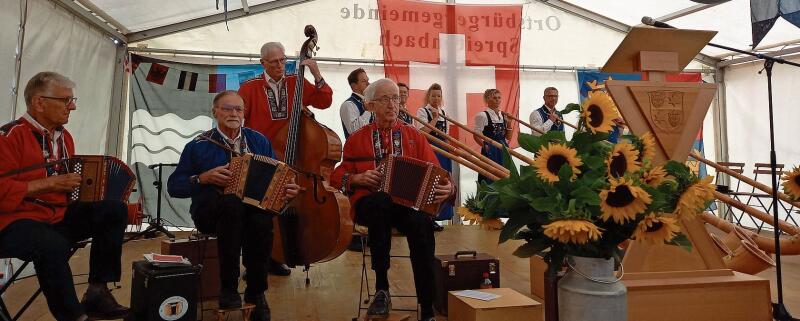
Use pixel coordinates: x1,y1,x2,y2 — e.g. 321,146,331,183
648,90,684,132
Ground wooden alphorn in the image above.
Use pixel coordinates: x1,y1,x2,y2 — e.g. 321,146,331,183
419,130,509,179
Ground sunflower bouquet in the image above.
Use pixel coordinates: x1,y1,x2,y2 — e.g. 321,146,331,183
476,91,715,266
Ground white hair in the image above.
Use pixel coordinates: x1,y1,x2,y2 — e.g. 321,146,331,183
260,42,285,58
364,78,398,102
24,71,76,108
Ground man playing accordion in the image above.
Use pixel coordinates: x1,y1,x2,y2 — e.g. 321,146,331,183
0,72,129,321
331,78,455,321
168,91,300,321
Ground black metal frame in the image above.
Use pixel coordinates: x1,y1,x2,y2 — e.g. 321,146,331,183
126,163,176,242
352,232,419,321
0,241,89,321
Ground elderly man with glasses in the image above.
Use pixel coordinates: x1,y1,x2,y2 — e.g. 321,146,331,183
0,72,129,321
331,78,455,321
168,91,300,321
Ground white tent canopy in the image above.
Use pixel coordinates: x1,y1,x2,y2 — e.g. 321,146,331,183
2,0,799,222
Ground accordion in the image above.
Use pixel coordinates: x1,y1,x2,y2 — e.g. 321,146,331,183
68,155,136,203
223,153,298,215
376,155,450,216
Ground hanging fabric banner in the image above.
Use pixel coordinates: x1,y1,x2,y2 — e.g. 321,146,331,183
750,0,800,48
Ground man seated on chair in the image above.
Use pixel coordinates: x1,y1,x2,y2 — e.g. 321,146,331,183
0,72,129,321
167,91,300,321
331,78,455,321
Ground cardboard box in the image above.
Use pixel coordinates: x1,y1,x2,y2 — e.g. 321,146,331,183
447,288,542,321
529,255,547,300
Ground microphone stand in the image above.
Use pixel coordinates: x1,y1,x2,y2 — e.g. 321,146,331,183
704,41,799,321
126,163,177,242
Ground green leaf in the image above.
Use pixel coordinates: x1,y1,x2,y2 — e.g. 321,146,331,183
530,197,557,213
542,130,567,143
518,133,544,154
583,155,605,170
572,186,601,206
512,239,553,258
667,233,693,252
503,147,520,179
561,103,582,115
557,163,573,183
500,218,527,243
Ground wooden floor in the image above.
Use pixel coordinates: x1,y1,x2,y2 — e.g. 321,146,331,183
4,225,800,321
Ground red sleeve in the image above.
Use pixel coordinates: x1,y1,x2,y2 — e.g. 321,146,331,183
330,139,358,192
0,134,30,213
302,79,333,110
239,84,253,121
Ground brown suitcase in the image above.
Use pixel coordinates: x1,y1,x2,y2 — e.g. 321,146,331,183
433,251,500,315
161,237,220,301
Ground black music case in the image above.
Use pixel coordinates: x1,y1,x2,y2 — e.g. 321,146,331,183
128,261,200,321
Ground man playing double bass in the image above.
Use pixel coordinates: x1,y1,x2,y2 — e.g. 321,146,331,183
331,78,455,321
238,41,333,275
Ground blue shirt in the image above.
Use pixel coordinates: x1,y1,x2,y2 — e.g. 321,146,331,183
167,127,276,216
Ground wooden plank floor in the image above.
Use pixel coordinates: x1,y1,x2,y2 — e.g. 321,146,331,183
4,225,799,321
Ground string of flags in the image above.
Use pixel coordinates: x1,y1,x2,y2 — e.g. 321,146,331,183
124,54,263,93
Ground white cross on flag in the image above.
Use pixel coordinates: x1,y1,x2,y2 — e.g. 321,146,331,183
379,0,522,148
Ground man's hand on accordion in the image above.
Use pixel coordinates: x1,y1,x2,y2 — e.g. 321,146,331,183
351,169,381,191
26,173,82,196
433,178,454,204
199,165,232,187
283,181,301,201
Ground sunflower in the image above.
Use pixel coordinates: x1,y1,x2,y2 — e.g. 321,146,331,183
533,143,583,183
633,214,681,244
642,166,667,187
674,176,715,219
581,91,619,134
607,143,641,178
782,167,800,200
457,206,482,224
481,218,505,230
543,220,603,244
600,178,653,224
639,132,657,162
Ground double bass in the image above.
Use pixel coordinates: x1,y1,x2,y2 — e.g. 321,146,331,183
271,25,353,267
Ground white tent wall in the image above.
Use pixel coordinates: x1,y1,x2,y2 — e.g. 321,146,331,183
135,0,624,68
8,0,118,154
0,0,21,123
724,56,800,193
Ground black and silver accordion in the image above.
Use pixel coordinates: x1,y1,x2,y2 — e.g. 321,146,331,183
376,155,449,216
223,153,298,215
68,155,136,203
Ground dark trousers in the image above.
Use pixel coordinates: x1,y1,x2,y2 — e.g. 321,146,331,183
192,195,272,295
355,193,436,306
0,200,127,321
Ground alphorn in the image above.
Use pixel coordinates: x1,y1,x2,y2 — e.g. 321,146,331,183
501,111,546,136
400,108,525,171
702,212,800,255
429,145,501,181
407,107,537,166
419,130,509,179
689,150,800,209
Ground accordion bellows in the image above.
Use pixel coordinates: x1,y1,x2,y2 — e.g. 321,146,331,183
377,155,449,216
224,153,298,215
69,155,136,203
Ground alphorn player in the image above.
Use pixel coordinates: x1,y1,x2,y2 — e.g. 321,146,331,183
472,89,512,184
528,86,564,136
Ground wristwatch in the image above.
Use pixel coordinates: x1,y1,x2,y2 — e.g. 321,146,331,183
190,175,201,185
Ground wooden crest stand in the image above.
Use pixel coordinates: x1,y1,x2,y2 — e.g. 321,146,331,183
602,27,772,321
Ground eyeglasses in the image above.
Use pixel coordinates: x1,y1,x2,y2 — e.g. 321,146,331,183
217,104,244,112
266,56,288,66
41,96,78,105
373,95,400,105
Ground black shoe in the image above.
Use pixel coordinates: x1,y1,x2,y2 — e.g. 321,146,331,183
218,290,242,310
81,288,130,320
244,292,271,321
366,290,391,317
268,261,291,276
431,220,444,232
420,318,437,321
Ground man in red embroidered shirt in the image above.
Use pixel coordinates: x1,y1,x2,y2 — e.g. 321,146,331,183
239,41,333,144
330,78,454,321
238,41,333,276
0,72,129,321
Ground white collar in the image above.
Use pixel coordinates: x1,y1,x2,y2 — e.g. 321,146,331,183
216,126,242,142
353,92,364,99
265,72,284,85
23,113,62,136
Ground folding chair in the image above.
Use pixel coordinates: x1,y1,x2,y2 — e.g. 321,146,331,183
0,240,90,321
353,225,419,321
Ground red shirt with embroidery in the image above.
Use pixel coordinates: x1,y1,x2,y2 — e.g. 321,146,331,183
331,121,454,218
239,74,333,144
0,118,75,232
